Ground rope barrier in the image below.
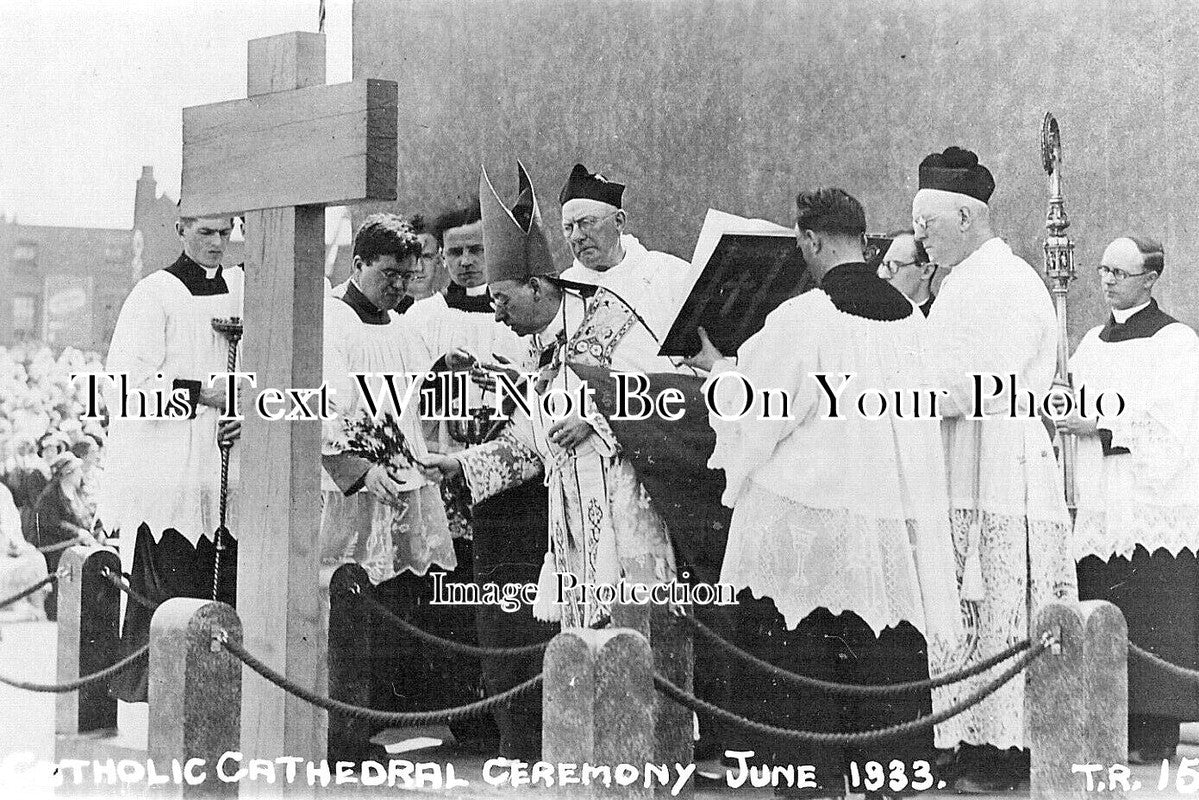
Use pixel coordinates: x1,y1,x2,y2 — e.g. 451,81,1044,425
356,588,550,659
36,535,90,556
0,572,58,611
220,633,543,725
655,634,1053,748
0,644,148,693
683,614,1032,697
1128,641,1199,682
101,568,158,611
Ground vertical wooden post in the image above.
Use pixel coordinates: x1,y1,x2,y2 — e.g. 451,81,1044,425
1027,599,1127,799
55,545,120,736
237,31,327,768
149,598,242,800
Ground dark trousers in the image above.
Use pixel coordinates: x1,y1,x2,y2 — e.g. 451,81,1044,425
109,524,237,703
730,594,933,798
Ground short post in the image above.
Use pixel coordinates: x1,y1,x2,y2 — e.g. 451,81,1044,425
55,544,120,736
149,598,243,799
1027,599,1127,799
544,627,655,798
326,563,374,763
613,603,695,796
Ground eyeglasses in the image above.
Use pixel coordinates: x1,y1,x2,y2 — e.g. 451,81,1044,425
1096,265,1150,281
912,215,938,234
881,259,920,275
561,210,618,236
418,252,441,263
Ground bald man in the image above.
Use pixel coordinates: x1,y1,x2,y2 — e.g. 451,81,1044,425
1056,235,1199,764
913,147,1076,792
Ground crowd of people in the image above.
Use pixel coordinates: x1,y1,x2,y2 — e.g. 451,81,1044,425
8,145,1198,799
0,344,107,620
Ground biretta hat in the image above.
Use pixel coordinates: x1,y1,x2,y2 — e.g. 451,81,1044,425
558,163,624,208
918,146,995,203
480,162,558,284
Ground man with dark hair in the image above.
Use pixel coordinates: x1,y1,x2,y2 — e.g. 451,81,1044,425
914,147,1076,792
102,212,243,702
1057,235,1199,765
686,187,966,798
879,230,938,316
319,213,491,760
407,213,447,302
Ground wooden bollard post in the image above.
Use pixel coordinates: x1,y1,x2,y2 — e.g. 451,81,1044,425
326,563,374,763
1027,599,1127,799
544,628,655,798
612,603,695,796
55,544,120,737
149,598,242,799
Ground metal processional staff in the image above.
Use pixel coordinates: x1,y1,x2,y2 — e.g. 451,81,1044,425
1042,112,1077,508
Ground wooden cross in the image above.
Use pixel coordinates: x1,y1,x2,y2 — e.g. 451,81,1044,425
180,31,396,765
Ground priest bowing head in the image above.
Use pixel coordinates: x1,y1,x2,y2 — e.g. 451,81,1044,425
480,162,563,337
1100,236,1162,311
559,163,627,272
349,214,423,312
912,146,996,268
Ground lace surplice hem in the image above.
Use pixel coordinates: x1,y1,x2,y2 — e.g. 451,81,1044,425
720,488,953,637
319,484,456,585
719,486,972,748
943,509,1077,749
1073,506,1199,561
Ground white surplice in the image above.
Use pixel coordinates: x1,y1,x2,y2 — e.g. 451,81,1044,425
707,286,970,749
560,233,696,374
320,296,453,584
1070,314,1199,561
453,289,677,627
100,262,243,574
923,236,1077,750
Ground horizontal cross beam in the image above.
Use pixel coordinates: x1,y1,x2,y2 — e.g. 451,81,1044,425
180,77,396,217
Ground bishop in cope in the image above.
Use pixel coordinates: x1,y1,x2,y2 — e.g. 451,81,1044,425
422,163,676,628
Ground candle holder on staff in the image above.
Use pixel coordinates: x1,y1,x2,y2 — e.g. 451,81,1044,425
1042,112,1078,509
210,315,242,601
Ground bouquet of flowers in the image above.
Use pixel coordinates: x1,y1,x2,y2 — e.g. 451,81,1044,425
341,409,426,490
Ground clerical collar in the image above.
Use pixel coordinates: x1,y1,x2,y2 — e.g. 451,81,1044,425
340,280,390,325
164,252,228,296
1100,297,1177,343
1111,301,1150,324
445,282,494,314
820,262,912,322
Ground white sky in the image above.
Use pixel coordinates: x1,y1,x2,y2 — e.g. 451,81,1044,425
0,0,354,229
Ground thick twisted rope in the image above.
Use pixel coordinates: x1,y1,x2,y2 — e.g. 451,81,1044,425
0,572,58,611
221,634,542,725
0,643,148,693
356,588,550,659
1128,641,1199,682
101,568,158,611
655,635,1052,748
683,614,1031,696
36,535,90,556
